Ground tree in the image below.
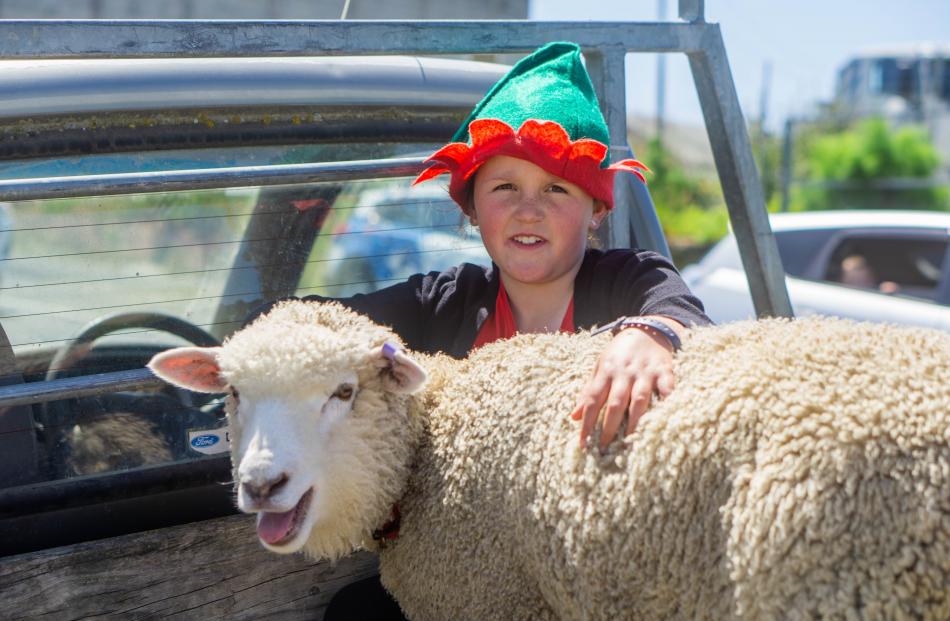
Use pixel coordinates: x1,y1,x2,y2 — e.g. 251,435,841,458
798,118,946,211
641,138,728,264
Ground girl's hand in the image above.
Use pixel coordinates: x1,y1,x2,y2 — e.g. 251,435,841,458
570,318,683,451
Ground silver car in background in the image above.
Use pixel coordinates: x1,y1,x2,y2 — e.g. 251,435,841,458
683,210,950,331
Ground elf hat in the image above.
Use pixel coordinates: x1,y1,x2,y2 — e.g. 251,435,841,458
413,41,648,211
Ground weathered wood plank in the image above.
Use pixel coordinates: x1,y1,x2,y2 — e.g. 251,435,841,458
0,514,379,620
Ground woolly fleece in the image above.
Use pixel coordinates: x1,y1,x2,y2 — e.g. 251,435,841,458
225,302,950,620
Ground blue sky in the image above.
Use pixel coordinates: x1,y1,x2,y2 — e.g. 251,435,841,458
529,0,950,131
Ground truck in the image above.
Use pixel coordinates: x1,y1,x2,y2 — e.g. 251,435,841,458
0,7,791,618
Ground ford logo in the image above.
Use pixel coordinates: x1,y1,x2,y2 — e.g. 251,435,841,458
191,434,220,448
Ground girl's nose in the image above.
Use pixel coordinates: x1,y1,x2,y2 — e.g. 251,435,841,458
512,195,544,221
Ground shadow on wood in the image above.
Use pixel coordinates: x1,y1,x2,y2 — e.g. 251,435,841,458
0,513,379,620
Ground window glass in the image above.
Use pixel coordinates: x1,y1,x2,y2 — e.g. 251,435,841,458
4,192,246,356
836,61,861,102
869,58,919,99
823,234,948,301
0,141,492,489
0,142,434,180
772,229,834,278
1,188,255,485
297,178,488,298
695,228,833,280
869,59,885,94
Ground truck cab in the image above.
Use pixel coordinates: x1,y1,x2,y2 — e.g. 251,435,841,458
0,12,789,617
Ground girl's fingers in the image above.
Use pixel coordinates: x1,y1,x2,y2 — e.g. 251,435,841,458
573,337,677,449
656,369,675,398
624,378,655,436
571,360,603,421
598,377,633,451
577,375,610,448
569,404,582,421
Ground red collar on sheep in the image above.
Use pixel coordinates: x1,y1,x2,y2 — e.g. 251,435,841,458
372,504,401,544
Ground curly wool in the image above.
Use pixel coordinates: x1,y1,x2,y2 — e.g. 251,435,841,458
220,300,399,399
377,316,950,620
223,302,949,619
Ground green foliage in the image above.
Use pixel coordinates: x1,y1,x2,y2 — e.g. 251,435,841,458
808,118,938,179
642,138,728,248
751,123,783,207
796,118,947,211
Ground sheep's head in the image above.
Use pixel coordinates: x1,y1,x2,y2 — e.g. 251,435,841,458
147,301,427,559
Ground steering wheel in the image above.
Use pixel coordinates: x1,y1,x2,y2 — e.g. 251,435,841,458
41,312,223,478
45,311,221,382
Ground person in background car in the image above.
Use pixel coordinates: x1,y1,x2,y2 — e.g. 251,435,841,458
839,254,899,294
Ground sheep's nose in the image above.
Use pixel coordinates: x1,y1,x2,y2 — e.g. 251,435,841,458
242,472,289,503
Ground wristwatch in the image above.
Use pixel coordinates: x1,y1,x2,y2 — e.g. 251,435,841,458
591,316,682,352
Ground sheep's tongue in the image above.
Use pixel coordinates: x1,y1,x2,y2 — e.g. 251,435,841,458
257,509,296,544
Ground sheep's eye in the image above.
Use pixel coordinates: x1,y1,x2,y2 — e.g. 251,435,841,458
332,383,354,401
229,386,240,401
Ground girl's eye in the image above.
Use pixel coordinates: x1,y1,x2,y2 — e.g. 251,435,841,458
493,182,514,191
332,383,354,401
548,184,568,194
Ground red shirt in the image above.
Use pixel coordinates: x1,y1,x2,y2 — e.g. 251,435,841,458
472,280,575,350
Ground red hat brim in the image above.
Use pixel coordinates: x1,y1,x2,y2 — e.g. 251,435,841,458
414,119,648,211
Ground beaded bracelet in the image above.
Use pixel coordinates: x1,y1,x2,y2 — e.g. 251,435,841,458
591,316,682,352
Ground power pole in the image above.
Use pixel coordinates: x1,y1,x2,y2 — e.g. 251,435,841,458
656,0,667,147
758,61,771,133
756,61,773,203
780,118,793,212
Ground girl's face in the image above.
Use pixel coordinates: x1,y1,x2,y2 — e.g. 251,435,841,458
471,155,607,289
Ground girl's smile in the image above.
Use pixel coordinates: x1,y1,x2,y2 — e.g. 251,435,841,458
511,235,544,246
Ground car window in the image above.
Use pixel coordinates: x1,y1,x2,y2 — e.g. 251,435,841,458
822,234,949,301
0,54,511,555
694,227,833,279
300,180,488,298
772,229,837,278
0,142,434,179
0,140,494,490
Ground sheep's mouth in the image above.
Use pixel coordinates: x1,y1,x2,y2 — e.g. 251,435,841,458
256,487,313,548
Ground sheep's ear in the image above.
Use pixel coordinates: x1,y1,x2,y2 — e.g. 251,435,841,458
148,347,227,393
373,343,427,394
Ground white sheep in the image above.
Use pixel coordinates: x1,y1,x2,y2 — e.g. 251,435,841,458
148,300,950,620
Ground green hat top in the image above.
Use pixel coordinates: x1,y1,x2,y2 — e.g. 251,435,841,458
452,42,610,149
414,42,647,210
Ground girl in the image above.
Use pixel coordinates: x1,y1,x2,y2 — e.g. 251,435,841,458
318,41,711,619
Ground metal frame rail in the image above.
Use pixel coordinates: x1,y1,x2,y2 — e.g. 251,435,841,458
0,0,793,406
